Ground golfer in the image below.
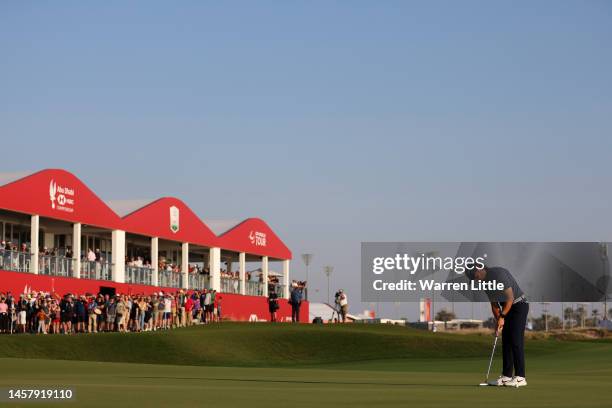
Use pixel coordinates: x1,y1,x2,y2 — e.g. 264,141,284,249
467,264,529,387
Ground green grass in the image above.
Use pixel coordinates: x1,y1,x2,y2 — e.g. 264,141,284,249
0,324,611,407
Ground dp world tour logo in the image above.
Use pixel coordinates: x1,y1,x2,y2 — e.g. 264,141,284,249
249,230,267,247
170,206,180,233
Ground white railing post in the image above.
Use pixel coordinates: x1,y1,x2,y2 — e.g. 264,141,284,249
151,237,159,286
239,252,246,295
262,256,269,297
283,259,290,299
111,230,125,283
30,215,39,274
73,223,81,278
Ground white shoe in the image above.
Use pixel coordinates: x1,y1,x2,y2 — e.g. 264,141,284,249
504,376,527,387
488,376,512,386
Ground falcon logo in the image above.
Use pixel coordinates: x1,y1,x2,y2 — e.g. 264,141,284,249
49,180,57,209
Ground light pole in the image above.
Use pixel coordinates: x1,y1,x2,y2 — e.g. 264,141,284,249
301,253,313,300
324,265,333,305
578,303,589,328
541,302,550,332
600,243,608,321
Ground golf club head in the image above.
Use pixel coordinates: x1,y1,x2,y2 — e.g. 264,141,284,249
478,382,489,386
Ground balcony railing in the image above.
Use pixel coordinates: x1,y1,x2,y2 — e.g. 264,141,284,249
245,281,264,297
221,277,240,294
39,255,74,277
159,269,182,288
125,266,153,286
269,283,286,297
81,260,113,281
188,273,210,290
1,250,283,297
0,250,31,273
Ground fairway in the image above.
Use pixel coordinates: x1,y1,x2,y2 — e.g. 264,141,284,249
0,325,611,407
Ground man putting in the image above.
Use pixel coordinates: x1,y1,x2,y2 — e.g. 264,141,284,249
467,264,529,387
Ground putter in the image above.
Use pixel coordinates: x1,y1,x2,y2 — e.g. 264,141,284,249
479,333,499,386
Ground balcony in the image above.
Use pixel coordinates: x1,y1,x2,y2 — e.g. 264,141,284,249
125,266,153,286
221,277,240,294
159,269,182,288
39,255,74,278
0,250,31,273
188,273,210,290
245,281,264,297
81,260,113,281
270,283,286,296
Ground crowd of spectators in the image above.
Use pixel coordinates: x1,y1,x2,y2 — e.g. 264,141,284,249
1,241,27,253
0,288,224,335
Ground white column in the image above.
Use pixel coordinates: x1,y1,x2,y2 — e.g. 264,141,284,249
30,215,39,274
262,256,269,297
282,259,290,299
111,230,126,283
151,237,159,286
239,252,246,295
73,223,81,278
209,247,221,291
181,242,189,289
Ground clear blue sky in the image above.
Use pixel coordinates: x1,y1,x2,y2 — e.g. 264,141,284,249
1,2,611,319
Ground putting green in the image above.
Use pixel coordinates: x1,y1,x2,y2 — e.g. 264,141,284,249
0,324,610,407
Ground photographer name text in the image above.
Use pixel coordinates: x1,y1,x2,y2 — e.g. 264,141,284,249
372,279,504,292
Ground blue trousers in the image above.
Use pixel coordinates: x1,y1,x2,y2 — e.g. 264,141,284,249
502,301,529,378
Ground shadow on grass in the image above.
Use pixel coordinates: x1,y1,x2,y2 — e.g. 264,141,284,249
122,376,476,387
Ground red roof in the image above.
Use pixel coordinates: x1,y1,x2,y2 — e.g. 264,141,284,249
121,197,218,248
0,169,291,259
218,218,292,260
0,169,122,230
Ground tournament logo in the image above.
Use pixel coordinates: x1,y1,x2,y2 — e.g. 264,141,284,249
49,180,57,209
49,179,75,213
170,206,180,233
249,230,267,247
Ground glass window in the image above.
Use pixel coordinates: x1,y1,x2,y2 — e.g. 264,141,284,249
5,223,11,243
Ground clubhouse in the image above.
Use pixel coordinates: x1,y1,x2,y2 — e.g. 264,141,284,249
0,169,305,322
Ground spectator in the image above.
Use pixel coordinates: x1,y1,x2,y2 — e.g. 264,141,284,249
215,295,222,322
290,284,303,323
163,295,172,329
60,295,74,334
87,297,98,333
268,290,279,322
138,296,147,332
185,295,194,326
177,290,186,327
337,289,348,323
74,296,87,333
0,296,8,333
49,300,60,334
16,295,28,333
36,306,47,334
106,297,117,332
203,289,212,324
